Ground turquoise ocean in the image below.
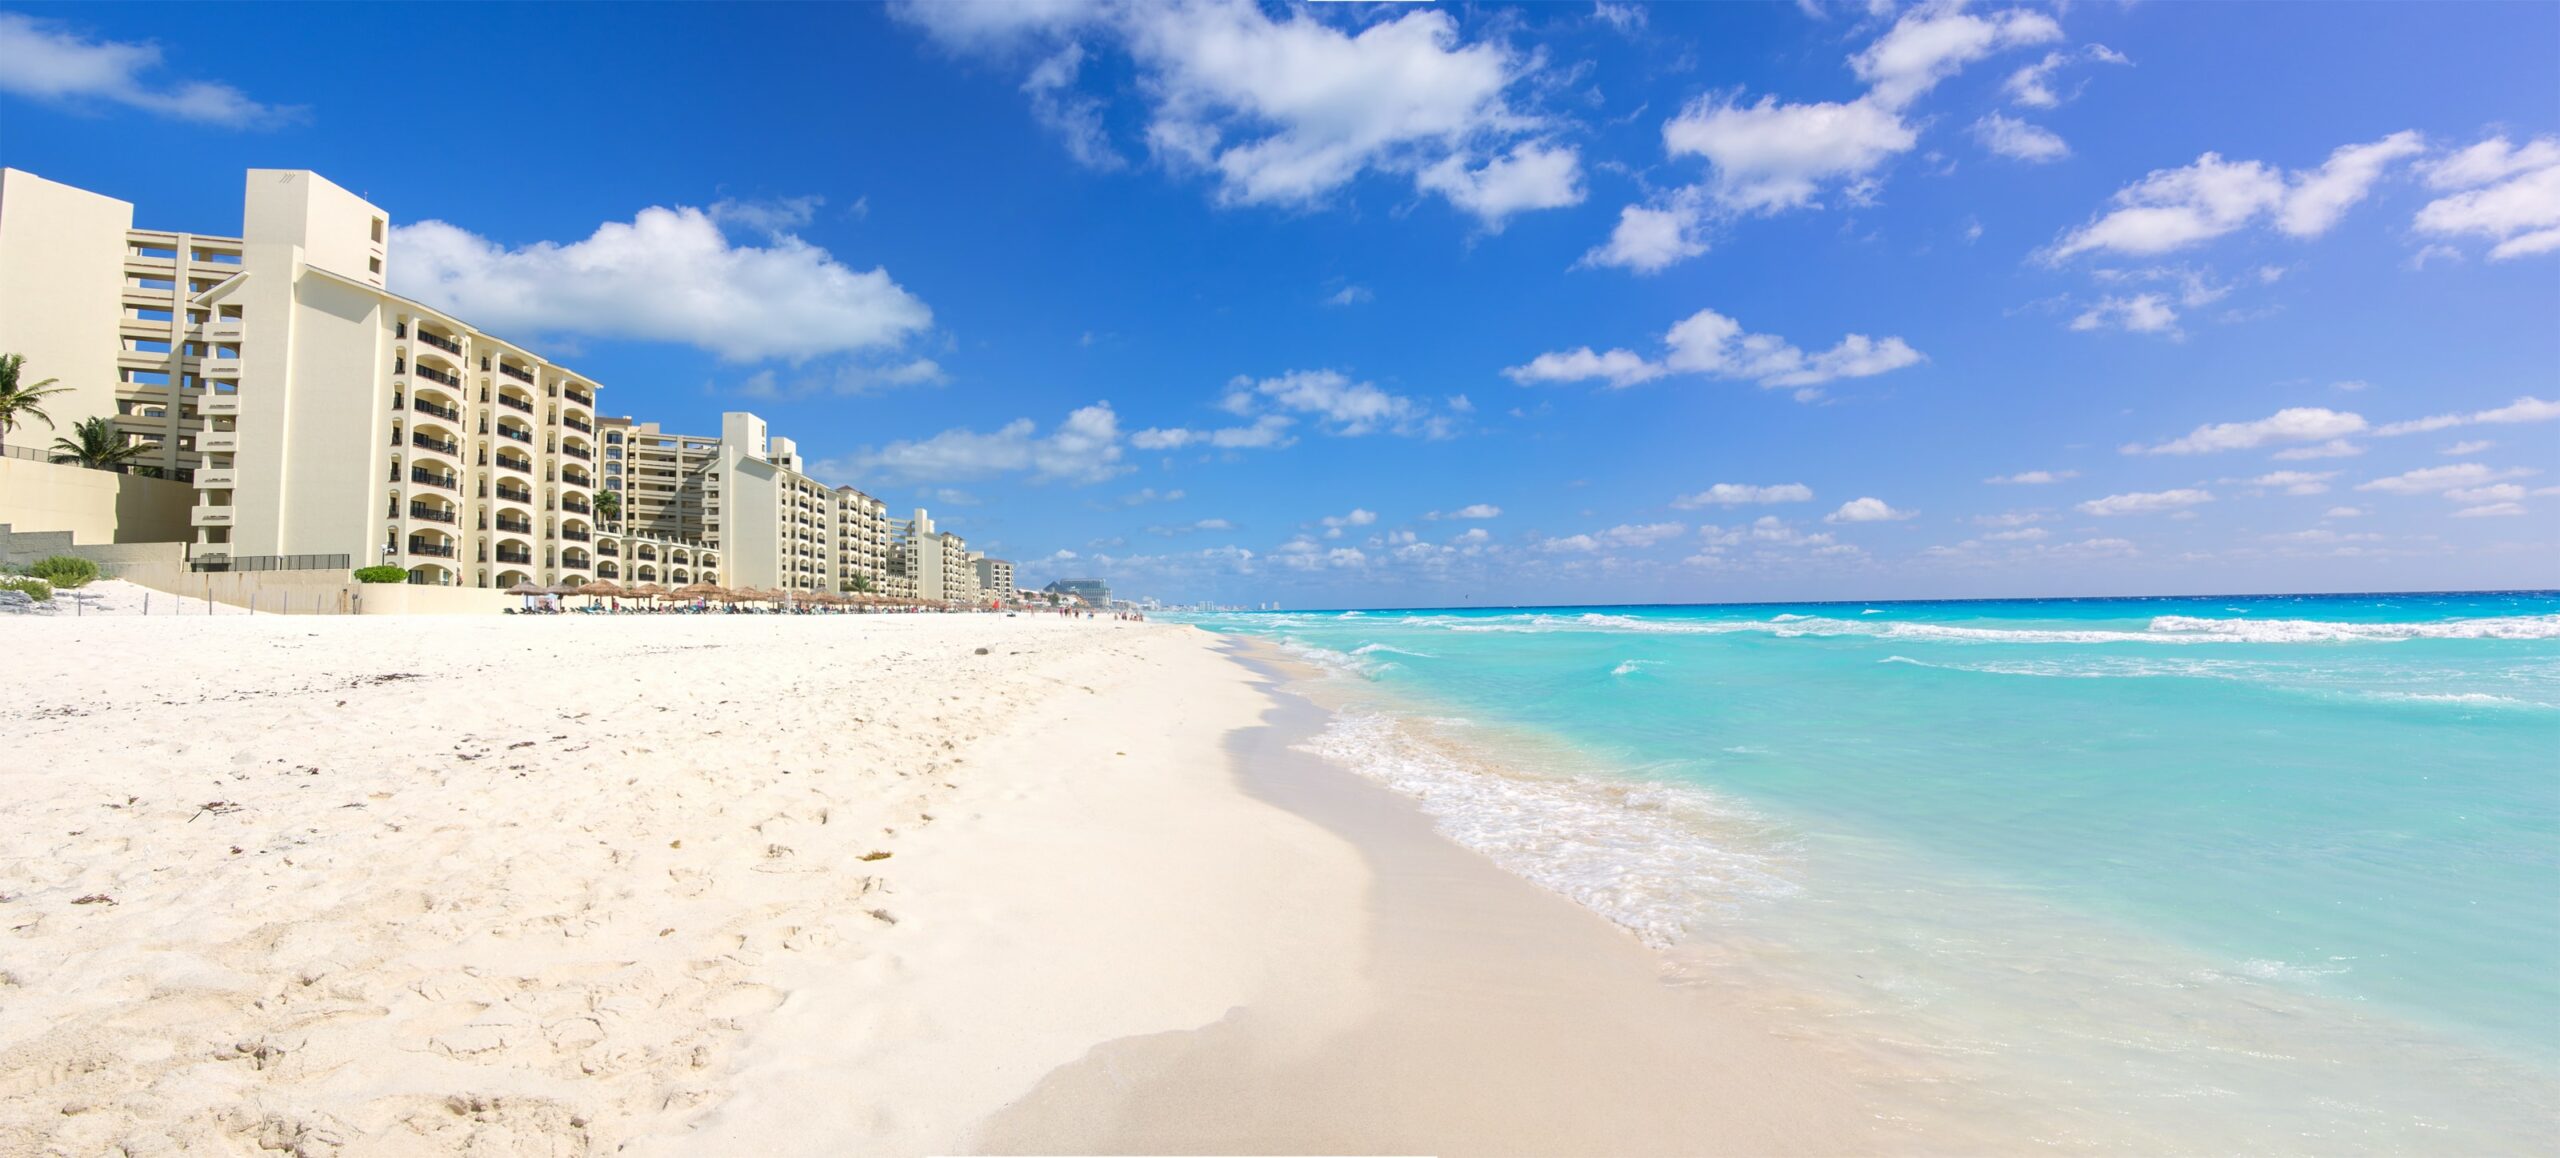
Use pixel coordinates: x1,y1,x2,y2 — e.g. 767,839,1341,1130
1182,592,2560,1150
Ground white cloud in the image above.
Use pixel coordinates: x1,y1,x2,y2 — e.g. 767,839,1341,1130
1118,487,1186,506
2325,506,2365,518
2126,407,2368,455
2454,502,2530,518
1545,522,1686,552
1982,527,2049,541
1129,414,1296,450
1973,113,2068,162
1825,496,1915,523
1324,284,1373,307
1849,2,2063,110
2271,439,2366,461
1224,369,1440,437
825,402,1128,486
2444,483,2527,504
2280,132,2430,236
0,12,297,127
903,1,1582,228
2004,44,2130,109
2414,136,2560,260
2077,488,2215,516
1985,470,2078,485
1698,516,1837,550
1024,43,1126,170
1662,92,1917,214
1415,141,1588,230
1502,347,1666,389
2234,470,2339,495
1150,517,1235,536
2354,463,2531,496
1580,195,1712,273
1509,307,1922,398
1593,1,2056,273
2443,439,2495,456
1452,527,1492,544
1320,508,1379,530
2373,396,2560,436
1597,521,1686,547
2048,132,2425,260
2069,293,2180,335
1593,2,1647,32
1437,503,1503,519
392,207,931,363
1672,483,1815,507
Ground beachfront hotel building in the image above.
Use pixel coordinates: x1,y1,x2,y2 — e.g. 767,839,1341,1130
972,554,1014,603
0,165,986,599
834,485,895,595
0,167,611,589
887,508,984,605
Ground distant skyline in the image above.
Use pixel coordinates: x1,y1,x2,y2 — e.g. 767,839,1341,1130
3,1,2553,605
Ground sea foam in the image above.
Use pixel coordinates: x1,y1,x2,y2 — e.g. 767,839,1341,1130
1297,712,1796,947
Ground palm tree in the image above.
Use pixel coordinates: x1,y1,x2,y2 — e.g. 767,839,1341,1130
593,488,621,522
845,575,874,594
0,353,70,456
49,417,146,473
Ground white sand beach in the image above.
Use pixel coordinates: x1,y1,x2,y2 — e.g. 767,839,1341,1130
1,593,1890,1156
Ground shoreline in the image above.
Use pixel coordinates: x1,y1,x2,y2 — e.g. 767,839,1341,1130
976,638,1908,1156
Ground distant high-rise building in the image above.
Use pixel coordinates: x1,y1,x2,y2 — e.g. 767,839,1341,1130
1044,577,1110,605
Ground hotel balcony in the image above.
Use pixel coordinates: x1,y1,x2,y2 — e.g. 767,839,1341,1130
561,496,592,515
191,504,235,526
199,430,240,454
562,444,593,461
495,548,534,566
199,394,241,417
411,432,462,458
407,536,457,559
203,358,241,380
495,485,535,505
497,426,532,444
564,388,594,408
411,397,461,422
196,468,237,489
407,502,457,525
563,415,594,434
204,318,247,344
417,330,463,356
497,362,534,384
410,467,460,491
497,393,534,414
495,517,535,535
562,526,592,542
415,364,461,388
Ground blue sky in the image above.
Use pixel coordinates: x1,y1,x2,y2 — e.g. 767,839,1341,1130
4,1,2554,606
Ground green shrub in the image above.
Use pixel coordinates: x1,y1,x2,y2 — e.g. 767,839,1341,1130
353,564,410,584
21,555,98,588
0,576,53,603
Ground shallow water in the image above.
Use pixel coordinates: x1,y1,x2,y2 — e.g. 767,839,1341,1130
1183,592,2560,1151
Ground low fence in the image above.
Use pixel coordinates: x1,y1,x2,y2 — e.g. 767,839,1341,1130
190,553,354,573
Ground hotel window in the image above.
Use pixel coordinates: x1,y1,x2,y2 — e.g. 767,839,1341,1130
371,217,386,244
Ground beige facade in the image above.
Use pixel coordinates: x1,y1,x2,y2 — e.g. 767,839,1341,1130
833,485,893,595
0,167,611,590
972,554,1015,604
889,508,980,605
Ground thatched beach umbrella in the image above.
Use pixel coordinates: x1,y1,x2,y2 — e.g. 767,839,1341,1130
504,581,546,595
628,582,666,598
